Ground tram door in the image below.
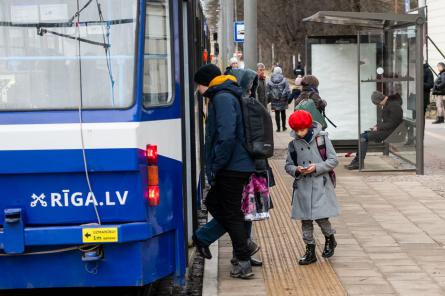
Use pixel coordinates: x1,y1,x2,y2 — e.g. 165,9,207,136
182,0,206,248
182,1,194,247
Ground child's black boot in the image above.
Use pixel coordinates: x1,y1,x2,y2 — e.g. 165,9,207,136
322,234,337,258
298,244,317,265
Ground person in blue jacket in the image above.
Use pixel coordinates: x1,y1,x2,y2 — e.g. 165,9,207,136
193,64,256,279
194,68,264,269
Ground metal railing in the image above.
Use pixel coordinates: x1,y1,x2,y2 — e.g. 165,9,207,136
427,35,445,77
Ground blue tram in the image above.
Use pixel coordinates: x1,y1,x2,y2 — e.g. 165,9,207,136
0,0,208,290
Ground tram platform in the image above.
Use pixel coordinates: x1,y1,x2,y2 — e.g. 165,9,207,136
202,122,445,296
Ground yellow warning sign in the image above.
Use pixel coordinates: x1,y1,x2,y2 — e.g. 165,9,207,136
82,227,118,243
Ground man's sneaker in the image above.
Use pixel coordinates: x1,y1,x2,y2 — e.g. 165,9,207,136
192,234,212,259
247,239,261,257
231,256,263,267
250,257,263,267
230,260,254,279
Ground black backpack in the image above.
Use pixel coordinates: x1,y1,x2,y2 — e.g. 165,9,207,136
238,96,274,159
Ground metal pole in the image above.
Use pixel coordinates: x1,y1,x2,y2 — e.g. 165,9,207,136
234,0,238,53
416,17,425,175
220,0,227,69
226,0,234,64
357,31,362,171
272,43,275,66
244,0,258,70
424,5,428,64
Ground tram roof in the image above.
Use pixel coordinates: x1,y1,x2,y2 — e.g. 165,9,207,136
303,11,424,29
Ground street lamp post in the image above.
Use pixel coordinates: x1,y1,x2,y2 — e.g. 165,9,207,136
244,0,258,70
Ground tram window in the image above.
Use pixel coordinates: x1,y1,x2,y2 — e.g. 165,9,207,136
0,0,137,111
143,0,173,108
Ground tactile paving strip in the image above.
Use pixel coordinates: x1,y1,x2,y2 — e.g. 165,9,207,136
253,159,347,296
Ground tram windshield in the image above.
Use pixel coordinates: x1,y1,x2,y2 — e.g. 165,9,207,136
0,0,137,110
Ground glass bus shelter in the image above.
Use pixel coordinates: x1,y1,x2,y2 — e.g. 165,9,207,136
304,11,426,174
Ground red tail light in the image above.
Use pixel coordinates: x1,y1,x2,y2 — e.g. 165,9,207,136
146,144,160,206
146,144,158,165
148,186,160,206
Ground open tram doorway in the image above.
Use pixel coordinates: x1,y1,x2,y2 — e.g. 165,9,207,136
304,11,426,174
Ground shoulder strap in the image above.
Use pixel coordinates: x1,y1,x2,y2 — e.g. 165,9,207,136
315,135,327,161
288,141,298,165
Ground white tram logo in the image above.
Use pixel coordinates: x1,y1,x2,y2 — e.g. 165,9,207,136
31,193,48,207
30,190,128,208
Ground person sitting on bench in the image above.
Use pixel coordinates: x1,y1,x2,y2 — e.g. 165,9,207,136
346,91,403,170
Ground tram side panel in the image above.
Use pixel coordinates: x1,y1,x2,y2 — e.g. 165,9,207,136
0,0,187,289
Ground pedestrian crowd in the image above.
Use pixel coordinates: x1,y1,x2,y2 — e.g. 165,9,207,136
191,57,442,279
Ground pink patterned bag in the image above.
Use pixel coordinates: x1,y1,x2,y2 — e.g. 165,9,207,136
241,174,271,221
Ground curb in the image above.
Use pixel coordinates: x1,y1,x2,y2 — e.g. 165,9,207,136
201,233,219,296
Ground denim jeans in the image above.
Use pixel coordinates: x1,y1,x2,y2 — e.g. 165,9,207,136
195,219,253,248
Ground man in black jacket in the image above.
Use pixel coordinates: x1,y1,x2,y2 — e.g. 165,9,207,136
346,91,403,170
432,62,445,124
424,63,434,115
256,63,268,108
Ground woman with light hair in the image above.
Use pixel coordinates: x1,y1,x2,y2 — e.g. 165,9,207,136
225,57,239,74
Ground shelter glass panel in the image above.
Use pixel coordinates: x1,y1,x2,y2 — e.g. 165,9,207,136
358,27,417,171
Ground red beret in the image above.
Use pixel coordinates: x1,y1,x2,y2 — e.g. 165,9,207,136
289,110,313,131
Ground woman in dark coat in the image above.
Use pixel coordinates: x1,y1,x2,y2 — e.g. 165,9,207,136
346,91,403,170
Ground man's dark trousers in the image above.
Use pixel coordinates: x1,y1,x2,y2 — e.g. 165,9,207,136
205,170,251,261
275,110,286,130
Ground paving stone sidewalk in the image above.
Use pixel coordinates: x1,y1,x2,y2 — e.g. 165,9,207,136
213,114,445,296
328,163,445,296
274,124,445,296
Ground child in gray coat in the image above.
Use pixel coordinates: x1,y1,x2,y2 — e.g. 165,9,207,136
285,110,340,265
